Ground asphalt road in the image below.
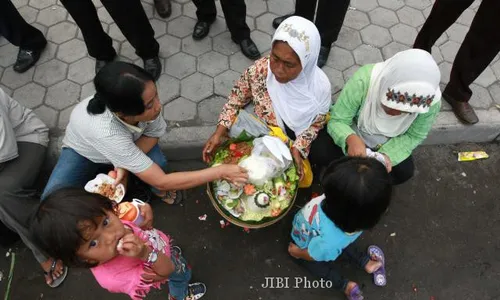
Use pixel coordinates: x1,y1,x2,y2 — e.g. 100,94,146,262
1,143,499,300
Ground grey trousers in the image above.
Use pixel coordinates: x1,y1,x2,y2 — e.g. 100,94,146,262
0,142,47,264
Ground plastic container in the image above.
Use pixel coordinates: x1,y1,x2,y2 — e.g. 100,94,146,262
118,199,145,225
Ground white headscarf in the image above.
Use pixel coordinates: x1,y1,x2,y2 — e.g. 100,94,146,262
267,16,332,136
357,49,441,142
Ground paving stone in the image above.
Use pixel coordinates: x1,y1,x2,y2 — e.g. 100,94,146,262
57,39,87,63
438,62,452,84
97,7,114,24
150,19,167,38
440,97,452,111
353,44,383,65
491,60,500,79
107,23,126,42
250,30,272,53
168,16,197,38
198,95,226,124
397,6,425,27
214,69,240,96
141,2,154,19
488,83,500,105
80,82,96,99
469,84,493,109
369,7,399,28
246,16,256,31
18,6,38,24
198,51,229,77
378,0,405,10
404,0,432,10
440,41,460,63
165,53,196,79
34,105,58,128
256,13,279,35
382,42,409,60
91,0,103,8
322,66,345,94
180,73,213,103
13,83,46,109
29,0,55,9
12,0,29,8
246,0,267,17
343,65,361,81
229,51,254,73
157,35,181,58
431,45,443,64
325,47,355,71
209,18,229,38
267,0,294,15
213,32,240,55
58,104,76,129
182,1,197,19
360,25,392,47
456,8,475,26
36,41,58,66
474,66,497,88
0,67,3,79
335,26,362,51
0,44,18,68
157,74,180,104
182,36,212,56
119,41,139,60
0,85,13,96
45,80,80,110
0,37,9,48
164,97,197,121
446,23,468,43
47,21,77,44
1,67,35,89
37,5,67,27
344,10,370,30
350,0,378,12
390,23,417,45
68,57,94,84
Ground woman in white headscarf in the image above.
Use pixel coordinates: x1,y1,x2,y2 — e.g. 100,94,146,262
203,16,336,176
328,49,442,185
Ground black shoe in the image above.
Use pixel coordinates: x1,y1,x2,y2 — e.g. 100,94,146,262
443,94,479,124
13,46,45,73
154,0,171,18
143,56,162,81
95,59,112,75
317,46,330,68
272,14,293,29
236,38,260,60
192,20,212,40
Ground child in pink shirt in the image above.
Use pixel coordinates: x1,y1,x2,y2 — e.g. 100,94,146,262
31,188,206,300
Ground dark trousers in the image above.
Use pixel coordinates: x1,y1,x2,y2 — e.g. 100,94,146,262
193,0,250,42
414,0,500,102
60,0,159,61
294,242,370,292
295,0,350,46
0,0,46,50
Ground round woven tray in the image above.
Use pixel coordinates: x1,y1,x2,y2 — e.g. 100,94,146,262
207,182,297,229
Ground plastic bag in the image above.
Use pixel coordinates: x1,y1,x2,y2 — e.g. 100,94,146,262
229,106,269,138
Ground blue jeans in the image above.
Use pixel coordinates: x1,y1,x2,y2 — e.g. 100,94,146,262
168,250,192,299
41,145,168,200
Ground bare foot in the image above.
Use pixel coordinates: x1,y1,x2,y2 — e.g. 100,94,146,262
344,281,360,297
40,258,64,285
365,259,383,274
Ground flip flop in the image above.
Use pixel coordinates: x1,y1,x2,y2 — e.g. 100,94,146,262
368,245,387,287
161,190,185,205
347,284,364,300
44,260,68,288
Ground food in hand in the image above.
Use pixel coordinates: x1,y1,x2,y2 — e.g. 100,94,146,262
84,174,125,202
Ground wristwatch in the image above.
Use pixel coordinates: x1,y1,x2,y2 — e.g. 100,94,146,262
146,249,159,265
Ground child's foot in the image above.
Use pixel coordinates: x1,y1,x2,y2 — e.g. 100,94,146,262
367,245,387,287
365,259,383,274
41,258,68,288
345,282,363,300
185,282,206,300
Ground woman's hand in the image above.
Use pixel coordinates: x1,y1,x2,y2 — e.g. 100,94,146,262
202,125,228,163
346,134,367,157
138,203,153,230
381,153,392,173
109,167,129,189
218,164,248,185
291,147,304,181
117,232,148,259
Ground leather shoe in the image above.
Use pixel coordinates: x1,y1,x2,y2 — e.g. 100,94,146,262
154,0,171,18
272,14,293,29
192,21,212,40
13,46,45,73
143,57,162,81
317,46,330,68
443,94,479,124
237,38,260,60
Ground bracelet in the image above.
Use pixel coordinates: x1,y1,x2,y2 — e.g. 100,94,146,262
146,249,159,265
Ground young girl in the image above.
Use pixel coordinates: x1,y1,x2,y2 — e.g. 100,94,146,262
288,157,392,300
30,188,206,300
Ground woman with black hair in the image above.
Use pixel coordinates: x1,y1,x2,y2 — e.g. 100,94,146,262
42,62,247,204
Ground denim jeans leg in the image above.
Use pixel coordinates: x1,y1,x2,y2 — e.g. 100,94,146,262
146,144,168,195
41,148,105,200
293,258,348,292
343,243,371,270
168,251,192,299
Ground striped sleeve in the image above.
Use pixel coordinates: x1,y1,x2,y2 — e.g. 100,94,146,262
142,114,167,138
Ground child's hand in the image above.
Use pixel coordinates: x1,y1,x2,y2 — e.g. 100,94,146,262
117,232,148,259
288,242,301,259
138,203,154,230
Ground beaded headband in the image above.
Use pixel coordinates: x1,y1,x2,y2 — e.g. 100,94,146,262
385,88,435,108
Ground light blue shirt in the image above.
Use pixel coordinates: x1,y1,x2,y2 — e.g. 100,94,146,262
291,194,362,261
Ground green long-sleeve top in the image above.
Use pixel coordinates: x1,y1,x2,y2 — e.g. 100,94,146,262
327,64,441,166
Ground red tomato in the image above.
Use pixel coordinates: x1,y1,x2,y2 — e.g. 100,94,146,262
229,143,237,151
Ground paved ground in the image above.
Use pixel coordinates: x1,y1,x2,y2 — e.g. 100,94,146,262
1,0,500,152
1,142,499,300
